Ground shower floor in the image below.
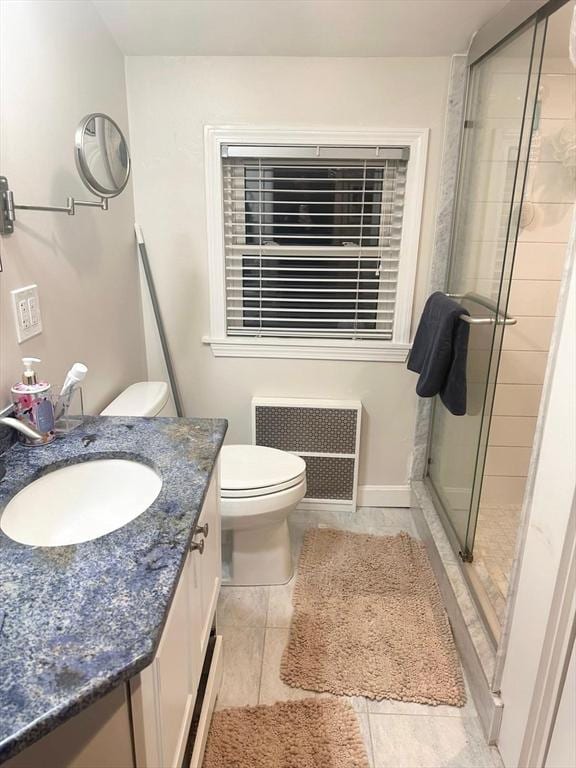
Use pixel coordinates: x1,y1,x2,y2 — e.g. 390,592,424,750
469,504,522,630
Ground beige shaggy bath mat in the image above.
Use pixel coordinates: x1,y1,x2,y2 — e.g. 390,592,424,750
203,698,369,768
281,528,466,707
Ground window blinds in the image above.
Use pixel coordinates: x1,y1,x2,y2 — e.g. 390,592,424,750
222,148,408,340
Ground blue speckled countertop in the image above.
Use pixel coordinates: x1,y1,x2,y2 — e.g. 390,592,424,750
0,415,227,763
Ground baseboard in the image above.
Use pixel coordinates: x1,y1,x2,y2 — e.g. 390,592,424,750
295,486,414,511
357,485,413,508
297,499,354,513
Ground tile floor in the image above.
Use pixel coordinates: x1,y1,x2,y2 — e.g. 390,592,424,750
472,504,522,626
215,507,504,768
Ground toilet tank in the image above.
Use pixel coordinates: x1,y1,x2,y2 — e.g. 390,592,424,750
100,382,172,417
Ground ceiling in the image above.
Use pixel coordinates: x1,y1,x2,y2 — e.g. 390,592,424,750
93,0,513,57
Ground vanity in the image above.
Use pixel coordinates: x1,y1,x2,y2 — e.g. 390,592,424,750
0,415,227,768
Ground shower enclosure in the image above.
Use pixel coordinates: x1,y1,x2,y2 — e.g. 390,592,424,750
426,0,573,633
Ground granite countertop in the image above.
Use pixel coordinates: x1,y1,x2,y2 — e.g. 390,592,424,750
0,415,227,763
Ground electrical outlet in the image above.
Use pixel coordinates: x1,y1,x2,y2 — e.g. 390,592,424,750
18,299,30,329
27,295,39,326
11,284,42,343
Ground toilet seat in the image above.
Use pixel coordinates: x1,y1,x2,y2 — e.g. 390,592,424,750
220,445,306,499
221,472,306,498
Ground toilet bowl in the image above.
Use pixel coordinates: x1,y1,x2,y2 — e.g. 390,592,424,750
101,384,306,587
220,445,306,587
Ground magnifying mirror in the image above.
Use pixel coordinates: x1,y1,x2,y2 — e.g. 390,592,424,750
75,113,130,198
0,112,131,237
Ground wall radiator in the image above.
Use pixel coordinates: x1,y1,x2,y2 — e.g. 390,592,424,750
252,397,362,512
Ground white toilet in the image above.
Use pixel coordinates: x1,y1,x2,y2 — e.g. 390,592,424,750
220,445,306,587
100,382,307,587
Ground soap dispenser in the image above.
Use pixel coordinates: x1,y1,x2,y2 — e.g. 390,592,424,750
11,358,55,445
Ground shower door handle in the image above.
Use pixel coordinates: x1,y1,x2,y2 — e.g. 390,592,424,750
459,313,517,326
446,293,517,326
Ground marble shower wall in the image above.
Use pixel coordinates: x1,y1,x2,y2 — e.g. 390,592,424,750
410,55,467,480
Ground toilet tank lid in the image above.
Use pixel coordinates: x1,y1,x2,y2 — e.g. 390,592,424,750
101,382,169,417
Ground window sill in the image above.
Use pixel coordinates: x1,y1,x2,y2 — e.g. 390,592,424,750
202,336,411,362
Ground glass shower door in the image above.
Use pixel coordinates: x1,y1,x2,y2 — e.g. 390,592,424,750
427,18,546,559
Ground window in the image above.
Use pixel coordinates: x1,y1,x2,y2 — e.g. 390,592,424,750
204,128,428,361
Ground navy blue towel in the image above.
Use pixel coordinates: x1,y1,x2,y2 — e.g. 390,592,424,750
407,292,470,416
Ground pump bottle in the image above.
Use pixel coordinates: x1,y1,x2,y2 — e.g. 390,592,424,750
11,358,55,445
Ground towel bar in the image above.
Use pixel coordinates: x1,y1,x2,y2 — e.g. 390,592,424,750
447,293,517,326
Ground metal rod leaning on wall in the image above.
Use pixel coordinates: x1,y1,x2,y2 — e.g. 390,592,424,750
134,223,184,417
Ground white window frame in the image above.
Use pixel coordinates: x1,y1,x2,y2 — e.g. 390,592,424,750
203,126,428,362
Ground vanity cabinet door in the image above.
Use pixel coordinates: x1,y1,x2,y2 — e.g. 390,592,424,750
131,468,222,768
131,555,199,768
154,565,197,768
196,470,221,658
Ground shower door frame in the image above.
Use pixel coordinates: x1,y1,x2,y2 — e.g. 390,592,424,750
424,5,558,608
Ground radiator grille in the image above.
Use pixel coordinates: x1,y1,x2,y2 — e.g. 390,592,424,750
253,398,361,509
303,456,356,500
255,406,357,454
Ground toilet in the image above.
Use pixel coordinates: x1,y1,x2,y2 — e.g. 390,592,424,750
100,383,306,587
220,445,306,587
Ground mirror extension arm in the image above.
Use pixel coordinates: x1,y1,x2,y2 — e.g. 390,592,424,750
0,175,108,236
1,112,130,238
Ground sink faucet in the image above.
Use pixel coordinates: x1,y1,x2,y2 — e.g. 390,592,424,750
0,416,45,441
0,405,50,446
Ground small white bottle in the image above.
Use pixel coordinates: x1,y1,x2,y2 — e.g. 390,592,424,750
11,357,55,445
54,362,88,422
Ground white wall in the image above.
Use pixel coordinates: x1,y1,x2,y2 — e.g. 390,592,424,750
546,640,576,768
0,0,146,414
125,56,451,490
498,211,575,766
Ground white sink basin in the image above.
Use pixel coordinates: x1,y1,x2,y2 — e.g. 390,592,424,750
1,459,162,547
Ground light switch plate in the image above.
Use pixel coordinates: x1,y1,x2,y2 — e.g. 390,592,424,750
11,284,43,343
